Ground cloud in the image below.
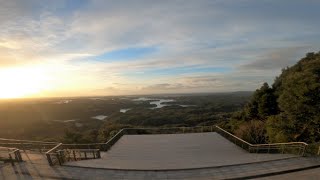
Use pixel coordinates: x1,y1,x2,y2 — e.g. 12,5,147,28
139,75,223,93
135,73,265,94
1,0,320,96
238,46,312,70
142,83,185,91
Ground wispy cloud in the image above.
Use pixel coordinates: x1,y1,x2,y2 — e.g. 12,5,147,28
0,0,319,96
238,46,312,70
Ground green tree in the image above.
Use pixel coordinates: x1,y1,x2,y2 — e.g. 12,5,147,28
234,120,267,144
274,52,320,142
266,115,293,143
242,83,278,120
63,130,84,143
233,51,320,143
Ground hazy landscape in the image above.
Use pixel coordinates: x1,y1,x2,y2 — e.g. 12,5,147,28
0,92,251,142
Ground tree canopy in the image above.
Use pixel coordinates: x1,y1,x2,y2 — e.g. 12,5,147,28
230,51,320,143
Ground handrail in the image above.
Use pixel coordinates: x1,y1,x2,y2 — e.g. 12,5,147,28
0,142,60,147
122,126,215,130
60,149,100,151
62,143,107,146
0,142,58,145
57,148,101,164
214,125,253,146
215,125,307,147
45,143,63,166
120,126,216,136
0,146,17,150
251,142,308,146
0,138,57,144
46,143,63,154
214,125,308,156
106,128,126,144
0,146,23,165
0,142,59,153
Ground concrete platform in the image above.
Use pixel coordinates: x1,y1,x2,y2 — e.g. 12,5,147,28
65,132,296,170
2,151,320,179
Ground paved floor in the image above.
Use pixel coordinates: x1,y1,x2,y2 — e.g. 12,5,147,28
1,152,320,180
66,133,295,170
1,132,319,179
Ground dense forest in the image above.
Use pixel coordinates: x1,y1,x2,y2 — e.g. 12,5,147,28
225,52,320,144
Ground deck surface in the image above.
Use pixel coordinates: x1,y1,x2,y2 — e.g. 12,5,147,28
1,134,320,179
65,132,295,170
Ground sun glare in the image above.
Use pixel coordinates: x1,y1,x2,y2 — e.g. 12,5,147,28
0,66,50,99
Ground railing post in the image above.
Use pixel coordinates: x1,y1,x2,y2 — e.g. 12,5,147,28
14,151,19,161
57,153,62,166
302,144,307,156
9,153,14,166
16,151,20,162
60,150,65,164
46,153,53,166
19,151,22,162
21,143,25,152
297,145,301,156
73,150,76,161
15,151,19,161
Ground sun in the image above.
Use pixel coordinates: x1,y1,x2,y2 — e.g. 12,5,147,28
0,66,50,99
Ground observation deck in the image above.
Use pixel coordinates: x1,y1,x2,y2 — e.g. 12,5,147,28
65,132,296,170
1,126,319,179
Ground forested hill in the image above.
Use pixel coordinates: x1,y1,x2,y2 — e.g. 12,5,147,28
227,52,320,144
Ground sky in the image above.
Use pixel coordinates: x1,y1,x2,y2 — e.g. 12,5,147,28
0,0,319,98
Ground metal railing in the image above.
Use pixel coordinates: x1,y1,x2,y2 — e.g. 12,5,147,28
123,126,216,135
57,149,100,164
46,143,102,166
214,125,308,156
45,126,216,166
0,138,57,144
0,138,58,153
0,147,23,166
45,143,63,166
2,125,310,166
0,142,59,153
304,143,320,156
